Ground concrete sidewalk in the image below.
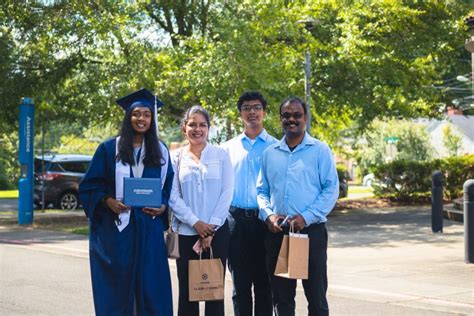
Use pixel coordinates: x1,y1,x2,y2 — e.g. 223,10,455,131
327,206,473,315
0,205,472,315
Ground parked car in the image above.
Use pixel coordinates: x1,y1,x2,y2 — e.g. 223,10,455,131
34,154,92,210
362,173,374,187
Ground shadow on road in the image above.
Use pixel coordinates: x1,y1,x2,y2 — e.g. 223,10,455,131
328,206,463,249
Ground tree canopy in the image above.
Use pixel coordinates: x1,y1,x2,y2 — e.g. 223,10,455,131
0,0,471,143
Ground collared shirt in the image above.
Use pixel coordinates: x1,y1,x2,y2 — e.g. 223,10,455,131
221,129,277,209
169,144,234,235
257,133,339,226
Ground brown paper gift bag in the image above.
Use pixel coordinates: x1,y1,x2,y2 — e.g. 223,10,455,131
188,248,224,301
274,223,309,279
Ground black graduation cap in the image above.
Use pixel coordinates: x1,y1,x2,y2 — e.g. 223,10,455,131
116,88,164,112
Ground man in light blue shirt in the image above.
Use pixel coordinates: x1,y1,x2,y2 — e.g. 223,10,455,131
257,97,339,316
222,91,276,316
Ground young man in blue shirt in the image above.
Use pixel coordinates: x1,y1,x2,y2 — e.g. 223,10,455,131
257,97,339,316
222,91,276,316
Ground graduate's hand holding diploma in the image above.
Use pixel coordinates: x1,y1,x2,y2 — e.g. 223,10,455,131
142,204,166,217
105,197,129,214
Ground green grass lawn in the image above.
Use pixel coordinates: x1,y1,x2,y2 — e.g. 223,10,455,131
0,190,19,198
65,226,89,235
349,186,374,194
345,185,374,200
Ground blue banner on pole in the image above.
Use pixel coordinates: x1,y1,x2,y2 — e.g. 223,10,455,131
18,98,34,225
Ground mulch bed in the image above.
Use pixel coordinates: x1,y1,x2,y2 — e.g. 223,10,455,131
335,197,431,210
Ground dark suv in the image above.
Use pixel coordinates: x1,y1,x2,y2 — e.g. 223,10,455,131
34,154,92,210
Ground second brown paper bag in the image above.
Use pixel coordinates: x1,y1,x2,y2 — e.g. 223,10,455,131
274,229,309,279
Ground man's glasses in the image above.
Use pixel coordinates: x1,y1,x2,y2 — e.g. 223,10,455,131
241,104,264,112
280,112,304,120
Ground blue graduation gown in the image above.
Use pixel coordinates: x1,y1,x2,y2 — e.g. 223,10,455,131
79,138,173,316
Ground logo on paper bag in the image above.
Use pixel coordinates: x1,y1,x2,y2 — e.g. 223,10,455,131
201,273,208,280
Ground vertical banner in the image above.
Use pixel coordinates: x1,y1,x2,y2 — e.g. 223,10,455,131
18,98,35,225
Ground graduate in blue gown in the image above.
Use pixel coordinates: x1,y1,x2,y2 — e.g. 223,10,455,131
79,88,174,316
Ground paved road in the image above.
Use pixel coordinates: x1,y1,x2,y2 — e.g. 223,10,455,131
0,199,17,212
1,206,473,315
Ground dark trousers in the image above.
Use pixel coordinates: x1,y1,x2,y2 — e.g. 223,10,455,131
176,221,230,316
228,207,273,316
265,223,329,316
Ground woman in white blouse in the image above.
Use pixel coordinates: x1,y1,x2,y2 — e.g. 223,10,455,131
169,105,234,316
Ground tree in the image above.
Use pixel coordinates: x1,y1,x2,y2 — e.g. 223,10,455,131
143,0,220,47
0,133,18,190
1,1,471,188
0,1,470,150
356,119,434,175
442,123,463,156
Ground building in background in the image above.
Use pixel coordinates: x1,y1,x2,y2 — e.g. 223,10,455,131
417,108,474,157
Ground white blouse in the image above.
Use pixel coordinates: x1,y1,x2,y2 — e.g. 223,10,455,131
169,144,234,236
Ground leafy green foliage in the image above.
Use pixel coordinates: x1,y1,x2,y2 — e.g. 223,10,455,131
373,155,474,200
442,123,463,156
1,1,469,134
0,122,118,190
0,133,19,190
356,118,434,175
443,155,474,199
372,159,435,200
0,1,471,189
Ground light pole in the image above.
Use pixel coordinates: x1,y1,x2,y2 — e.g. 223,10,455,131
298,19,315,134
465,16,474,106
304,51,312,133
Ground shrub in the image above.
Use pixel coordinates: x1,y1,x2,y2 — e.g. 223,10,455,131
442,155,474,199
356,119,434,176
373,155,474,201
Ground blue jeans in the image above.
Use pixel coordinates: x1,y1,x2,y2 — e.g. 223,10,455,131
228,207,273,316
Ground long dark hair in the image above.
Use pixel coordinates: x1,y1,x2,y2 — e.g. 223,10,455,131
117,109,164,167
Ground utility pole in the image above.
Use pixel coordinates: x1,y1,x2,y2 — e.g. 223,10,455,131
297,19,316,134
304,51,312,133
465,16,474,106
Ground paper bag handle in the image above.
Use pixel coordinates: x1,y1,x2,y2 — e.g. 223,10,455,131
199,246,214,260
289,221,303,235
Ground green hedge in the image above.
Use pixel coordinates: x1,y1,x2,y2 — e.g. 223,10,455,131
372,155,474,200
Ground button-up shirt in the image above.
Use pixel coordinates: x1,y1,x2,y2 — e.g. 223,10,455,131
169,144,234,235
222,129,277,209
257,133,339,225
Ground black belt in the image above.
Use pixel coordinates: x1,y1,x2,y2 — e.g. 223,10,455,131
230,206,259,218
280,221,325,234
